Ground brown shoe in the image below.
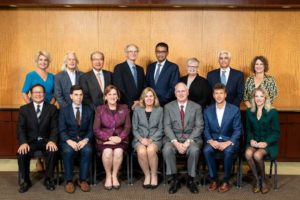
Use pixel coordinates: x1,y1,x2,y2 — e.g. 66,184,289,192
219,182,231,193
65,182,75,193
261,184,270,194
253,185,261,193
78,180,91,192
208,181,218,192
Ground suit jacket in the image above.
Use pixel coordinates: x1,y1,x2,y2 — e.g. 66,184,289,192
146,60,180,106
207,68,244,107
59,104,94,142
79,70,112,110
180,74,212,109
17,102,58,145
54,70,83,108
113,61,146,108
132,106,163,149
164,100,203,143
203,102,241,146
246,108,280,158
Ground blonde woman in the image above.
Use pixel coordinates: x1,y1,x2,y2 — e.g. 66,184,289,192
132,87,163,189
245,87,280,194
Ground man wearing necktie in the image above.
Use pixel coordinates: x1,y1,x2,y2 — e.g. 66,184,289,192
207,51,244,107
163,82,203,194
59,85,94,193
146,42,180,106
113,44,146,110
17,84,58,193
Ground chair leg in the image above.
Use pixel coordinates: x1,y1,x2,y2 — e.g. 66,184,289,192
93,154,97,185
127,153,130,185
269,161,273,179
274,160,278,190
163,161,166,185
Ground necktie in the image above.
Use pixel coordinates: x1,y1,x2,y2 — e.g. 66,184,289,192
180,105,185,130
154,63,162,84
36,105,41,123
76,107,81,126
132,65,138,87
221,70,227,85
96,72,103,92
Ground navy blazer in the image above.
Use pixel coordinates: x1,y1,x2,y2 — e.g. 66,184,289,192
146,60,180,106
59,104,94,142
203,103,241,146
113,61,146,108
207,68,244,107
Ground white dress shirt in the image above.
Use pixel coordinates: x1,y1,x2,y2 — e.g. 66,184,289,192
66,69,76,86
216,102,226,127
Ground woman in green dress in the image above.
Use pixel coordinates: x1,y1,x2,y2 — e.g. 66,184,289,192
245,87,280,194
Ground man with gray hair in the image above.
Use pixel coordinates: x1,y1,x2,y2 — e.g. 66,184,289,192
207,51,244,107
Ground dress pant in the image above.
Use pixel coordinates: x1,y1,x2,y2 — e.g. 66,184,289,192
61,142,92,181
17,140,57,182
203,143,237,182
162,142,201,177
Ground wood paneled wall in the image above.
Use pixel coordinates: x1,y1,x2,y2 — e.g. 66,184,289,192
0,8,299,109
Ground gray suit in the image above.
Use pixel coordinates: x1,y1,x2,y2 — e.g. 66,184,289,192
132,106,163,150
54,70,83,108
163,100,203,177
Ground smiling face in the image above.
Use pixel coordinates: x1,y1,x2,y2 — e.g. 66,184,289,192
65,53,77,70
91,52,104,71
175,83,189,104
254,59,265,74
126,45,139,62
218,53,231,69
187,60,199,76
213,88,227,104
254,90,265,107
36,55,49,70
144,91,155,107
105,88,119,106
31,85,45,104
155,46,168,62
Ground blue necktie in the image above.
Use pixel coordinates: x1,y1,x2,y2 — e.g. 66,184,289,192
221,70,227,85
154,63,162,84
132,65,138,87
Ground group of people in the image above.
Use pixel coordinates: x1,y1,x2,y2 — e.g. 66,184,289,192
17,42,280,195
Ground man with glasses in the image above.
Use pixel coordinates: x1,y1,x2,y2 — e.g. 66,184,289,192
146,42,180,106
207,51,244,107
113,44,146,110
79,51,112,110
17,84,58,193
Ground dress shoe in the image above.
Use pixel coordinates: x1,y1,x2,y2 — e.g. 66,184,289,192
44,178,56,191
208,181,218,192
151,184,159,190
142,184,151,189
18,181,32,193
77,180,91,192
261,184,270,194
113,184,121,190
219,182,231,193
104,185,112,191
65,182,75,193
168,179,181,194
187,180,199,193
252,181,261,193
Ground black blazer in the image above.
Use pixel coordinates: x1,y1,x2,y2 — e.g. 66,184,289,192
17,102,58,145
79,70,112,110
113,61,146,108
180,74,212,109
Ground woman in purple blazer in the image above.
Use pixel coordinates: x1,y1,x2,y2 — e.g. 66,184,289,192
93,85,131,190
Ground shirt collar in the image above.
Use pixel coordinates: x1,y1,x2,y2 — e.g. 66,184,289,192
93,68,103,76
33,101,44,110
157,59,166,66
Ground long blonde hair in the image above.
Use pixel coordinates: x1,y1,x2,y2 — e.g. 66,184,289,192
250,87,272,112
139,87,160,108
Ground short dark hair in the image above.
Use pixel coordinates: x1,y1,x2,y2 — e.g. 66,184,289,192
213,83,227,93
155,42,168,52
250,55,269,73
70,85,83,94
30,84,45,93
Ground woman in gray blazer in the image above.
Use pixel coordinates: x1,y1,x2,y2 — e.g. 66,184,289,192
132,87,163,189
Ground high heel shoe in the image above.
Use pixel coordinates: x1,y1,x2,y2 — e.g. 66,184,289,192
104,185,112,191
113,185,121,190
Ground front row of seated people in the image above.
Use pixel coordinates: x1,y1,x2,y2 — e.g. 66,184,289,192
16,82,280,195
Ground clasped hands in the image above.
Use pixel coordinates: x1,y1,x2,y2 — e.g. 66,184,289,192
103,136,122,145
67,139,88,151
250,140,267,149
139,138,153,146
173,140,191,154
208,140,232,151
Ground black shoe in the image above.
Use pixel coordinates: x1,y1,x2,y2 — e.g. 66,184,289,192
19,181,32,193
44,178,56,191
168,179,181,194
142,184,151,189
151,184,158,189
113,184,121,190
187,180,199,193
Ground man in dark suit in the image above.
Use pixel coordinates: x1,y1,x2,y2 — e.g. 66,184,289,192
207,51,244,107
59,85,93,193
55,51,83,108
146,42,180,106
203,83,241,193
113,44,146,110
163,82,203,194
79,51,112,110
17,84,58,193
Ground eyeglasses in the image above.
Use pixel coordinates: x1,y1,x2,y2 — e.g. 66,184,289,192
155,50,168,54
32,91,44,94
127,50,139,54
219,57,229,60
92,58,103,61
187,65,198,68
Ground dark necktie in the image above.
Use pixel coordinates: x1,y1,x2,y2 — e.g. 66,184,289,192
76,107,81,126
36,105,41,123
154,63,162,84
180,105,185,130
132,65,138,87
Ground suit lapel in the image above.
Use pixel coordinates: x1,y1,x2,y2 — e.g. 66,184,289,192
103,71,109,88
90,71,102,92
125,62,137,89
184,101,191,129
68,105,77,126
226,68,233,88
39,102,49,124
63,71,73,87
75,71,81,85
140,109,149,128
173,102,183,129
29,102,39,126
212,105,220,128
220,103,230,128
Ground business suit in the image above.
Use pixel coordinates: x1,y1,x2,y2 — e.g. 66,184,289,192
59,104,94,181
146,60,180,106
132,106,163,150
180,75,212,109
79,70,112,110
203,102,241,182
163,100,203,177
17,102,58,183
207,68,244,107
246,108,280,159
113,61,146,108
54,70,83,108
